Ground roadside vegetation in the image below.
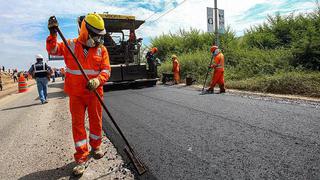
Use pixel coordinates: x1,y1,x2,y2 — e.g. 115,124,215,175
154,5,320,97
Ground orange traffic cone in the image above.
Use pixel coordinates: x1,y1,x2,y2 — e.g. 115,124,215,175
18,74,28,93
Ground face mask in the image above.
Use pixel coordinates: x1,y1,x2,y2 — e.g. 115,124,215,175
86,34,103,47
213,49,219,56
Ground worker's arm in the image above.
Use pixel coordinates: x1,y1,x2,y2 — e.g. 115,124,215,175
97,47,111,85
46,16,65,56
209,54,222,69
45,63,52,74
46,35,66,56
214,54,224,68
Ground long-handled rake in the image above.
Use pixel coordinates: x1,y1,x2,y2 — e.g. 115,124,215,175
201,55,214,94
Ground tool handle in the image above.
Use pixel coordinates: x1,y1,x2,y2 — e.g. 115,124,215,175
55,27,134,152
201,55,214,92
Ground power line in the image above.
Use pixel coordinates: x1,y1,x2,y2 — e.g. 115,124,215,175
144,0,177,21
148,0,188,24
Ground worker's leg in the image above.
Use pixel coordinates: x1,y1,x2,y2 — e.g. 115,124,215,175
42,77,48,100
218,71,225,93
36,78,45,103
209,71,219,90
69,95,89,163
87,95,103,150
174,72,180,84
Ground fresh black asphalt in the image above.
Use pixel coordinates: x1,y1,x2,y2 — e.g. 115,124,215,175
103,85,320,180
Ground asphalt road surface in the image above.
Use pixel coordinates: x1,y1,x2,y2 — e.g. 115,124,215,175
103,85,320,180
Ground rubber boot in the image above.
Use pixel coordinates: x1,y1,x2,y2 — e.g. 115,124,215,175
206,88,214,94
219,84,226,93
72,162,87,176
91,147,104,159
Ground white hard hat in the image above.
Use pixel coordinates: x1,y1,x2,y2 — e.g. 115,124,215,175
36,54,43,59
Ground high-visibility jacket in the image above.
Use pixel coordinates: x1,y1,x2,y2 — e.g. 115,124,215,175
211,52,224,72
28,61,51,78
172,59,180,73
46,21,111,96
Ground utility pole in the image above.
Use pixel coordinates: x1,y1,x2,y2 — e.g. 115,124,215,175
214,0,218,46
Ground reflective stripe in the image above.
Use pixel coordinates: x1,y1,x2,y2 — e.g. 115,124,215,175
75,139,87,148
66,68,100,75
89,133,101,140
34,63,47,73
100,69,110,75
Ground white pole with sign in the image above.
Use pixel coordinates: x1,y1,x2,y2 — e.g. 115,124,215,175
207,7,214,33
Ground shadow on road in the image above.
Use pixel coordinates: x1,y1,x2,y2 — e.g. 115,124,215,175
47,91,67,99
18,162,77,180
48,82,64,89
34,91,67,101
1,103,41,111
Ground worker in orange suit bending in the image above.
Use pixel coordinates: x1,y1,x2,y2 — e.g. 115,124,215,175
206,45,225,94
46,13,111,176
171,55,180,84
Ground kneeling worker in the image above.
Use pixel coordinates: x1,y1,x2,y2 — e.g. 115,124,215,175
206,46,225,94
171,55,180,84
46,13,111,176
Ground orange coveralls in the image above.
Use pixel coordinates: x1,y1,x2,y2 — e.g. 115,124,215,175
209,52,225,91
46,21,111,163
172,58,180,84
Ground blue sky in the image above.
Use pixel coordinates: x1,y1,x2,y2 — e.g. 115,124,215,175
0,0,316,70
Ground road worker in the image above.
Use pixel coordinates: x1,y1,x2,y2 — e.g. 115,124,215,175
28,54,52,104
206,46,225,94
171,55,180,84
146,47,158,78
46,13,111,176
60,67,65,80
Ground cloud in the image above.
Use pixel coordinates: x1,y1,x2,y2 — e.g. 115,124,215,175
0,0,316,70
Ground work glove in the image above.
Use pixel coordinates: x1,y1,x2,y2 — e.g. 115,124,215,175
87,78,100,91
48,16,59,36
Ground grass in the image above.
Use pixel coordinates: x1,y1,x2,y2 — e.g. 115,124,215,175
159,53,320,97
226,71,320,97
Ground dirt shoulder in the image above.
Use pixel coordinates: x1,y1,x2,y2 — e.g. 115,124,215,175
0,73,36,100
0,79,134,179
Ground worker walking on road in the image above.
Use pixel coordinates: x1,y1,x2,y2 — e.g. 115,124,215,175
28,54,52,104
171,55,180,84
146,47,158,78
46,13,111,176
206,46,225,94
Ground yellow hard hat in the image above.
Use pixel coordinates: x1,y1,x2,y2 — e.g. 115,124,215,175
171,54,177,59
84,13,106,35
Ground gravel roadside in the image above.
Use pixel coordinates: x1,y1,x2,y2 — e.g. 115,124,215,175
0,79,134,180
